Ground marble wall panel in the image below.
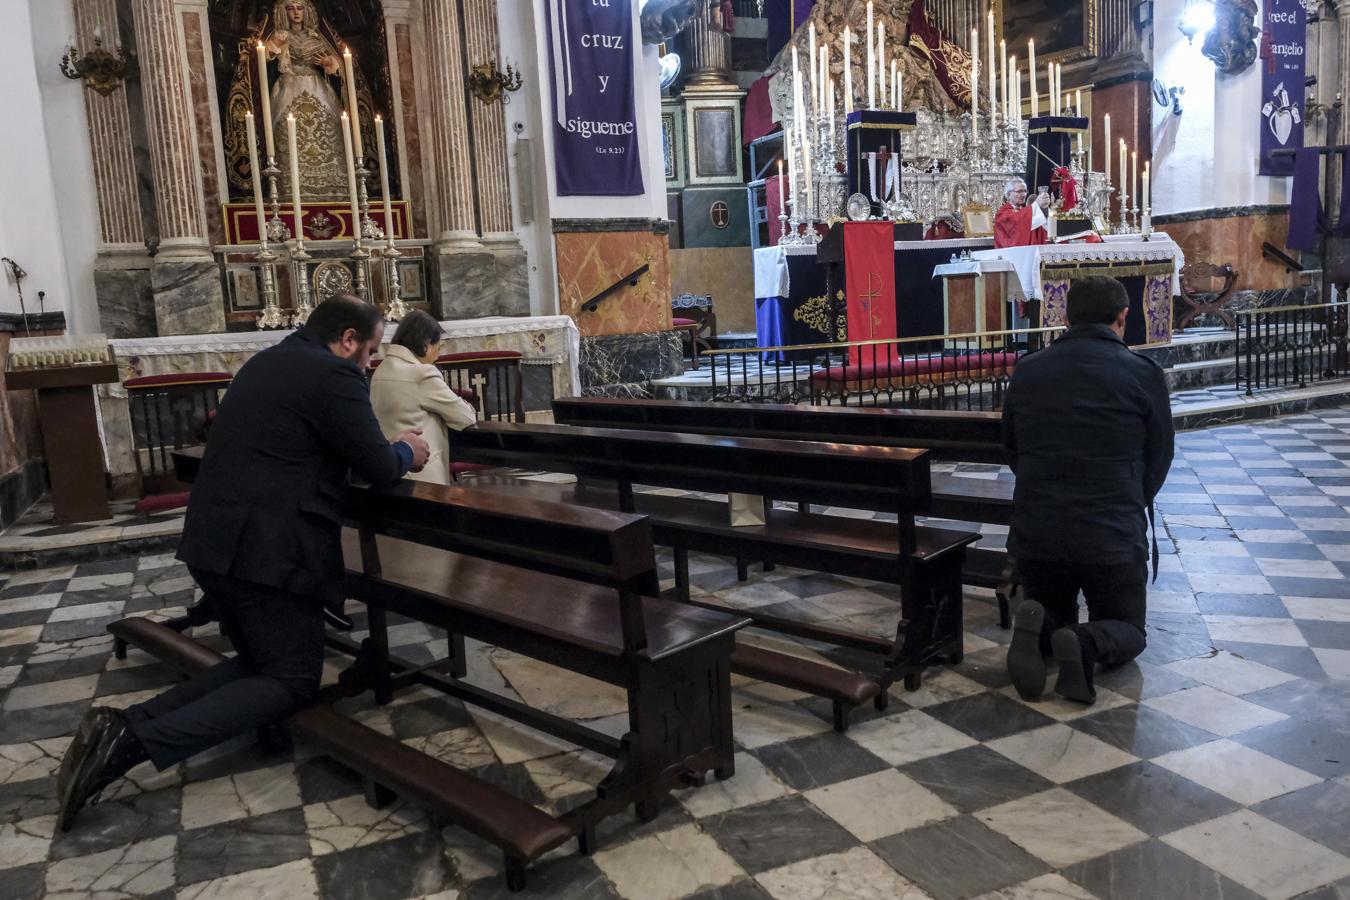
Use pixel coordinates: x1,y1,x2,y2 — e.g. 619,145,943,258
182,13,225,248
1162,213,1298,292
151,260,226,335
95,266,156,339
670,247,755,335
395,25,428,240
579,331,682,394
555,231,673,337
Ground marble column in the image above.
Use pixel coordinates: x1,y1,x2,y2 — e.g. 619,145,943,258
684,12,735,89
75,0,155,338
132,0,225,335
1339,0,1350,144
463,0,528,315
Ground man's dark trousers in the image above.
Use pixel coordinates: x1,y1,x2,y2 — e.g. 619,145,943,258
123,569,325,769
1017,560,1148,665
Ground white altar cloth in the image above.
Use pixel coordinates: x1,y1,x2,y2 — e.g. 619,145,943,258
753,237,995,299
968,232,1185,302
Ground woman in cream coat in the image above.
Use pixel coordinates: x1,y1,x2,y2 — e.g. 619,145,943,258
370,310,477,484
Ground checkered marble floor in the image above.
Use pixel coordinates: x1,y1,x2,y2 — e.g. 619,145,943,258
4,410,1350,899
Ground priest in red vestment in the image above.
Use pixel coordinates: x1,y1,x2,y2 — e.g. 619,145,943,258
994,178,1052,248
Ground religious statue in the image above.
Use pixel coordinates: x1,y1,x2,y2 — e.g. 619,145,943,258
263,0,348,200
993,177,1049,248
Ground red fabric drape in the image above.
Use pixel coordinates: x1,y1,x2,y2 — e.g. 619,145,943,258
743,78,776,146
907,0,975,109
843,222,899,365
766,174,786,245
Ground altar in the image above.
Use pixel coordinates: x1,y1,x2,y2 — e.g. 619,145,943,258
94,315,580,485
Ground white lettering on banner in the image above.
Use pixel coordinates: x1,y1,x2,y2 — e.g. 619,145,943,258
1272,43,1304,56
565,117,636,137
1268,10,1297,23
580,33,623,49
599,74,610,92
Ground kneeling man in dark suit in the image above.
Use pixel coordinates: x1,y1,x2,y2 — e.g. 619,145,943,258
1002,276,1174,704
56,296,431,829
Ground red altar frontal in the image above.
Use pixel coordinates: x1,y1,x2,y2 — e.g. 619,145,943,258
222,201,412,244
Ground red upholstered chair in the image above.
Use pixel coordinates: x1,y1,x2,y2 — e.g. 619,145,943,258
124,372,232,512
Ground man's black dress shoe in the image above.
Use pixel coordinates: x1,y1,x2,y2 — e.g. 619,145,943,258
57,707,110,809
1007,600,1048,700
323,604,354,631
57,708,148,831
1051,626,1098,704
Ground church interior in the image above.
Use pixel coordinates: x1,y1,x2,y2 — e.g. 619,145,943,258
3,0,1350,897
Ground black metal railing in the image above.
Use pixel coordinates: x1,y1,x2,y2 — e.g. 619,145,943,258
125,374,231,494
701,325,1064,409
1236,301,1350,396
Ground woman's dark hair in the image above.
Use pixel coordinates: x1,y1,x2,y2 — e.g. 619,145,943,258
391,309,444,359
1065,276,1129,326
304,294,384,344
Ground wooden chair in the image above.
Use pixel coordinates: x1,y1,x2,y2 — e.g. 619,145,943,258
1177,262,1238,331
123,372,231,504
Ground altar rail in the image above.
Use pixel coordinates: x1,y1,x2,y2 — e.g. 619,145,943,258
1236,301,1350,396
701,325,1065,410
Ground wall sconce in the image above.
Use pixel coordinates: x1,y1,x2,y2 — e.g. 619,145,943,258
60,29,136,96
467,61,523,105
1179,0,1214,43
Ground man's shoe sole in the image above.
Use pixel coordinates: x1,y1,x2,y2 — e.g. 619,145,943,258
1008,601,1047,701
1052,629,1097,705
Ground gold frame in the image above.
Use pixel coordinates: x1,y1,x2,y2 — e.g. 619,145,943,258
995,0,1099,62
962,203,994,238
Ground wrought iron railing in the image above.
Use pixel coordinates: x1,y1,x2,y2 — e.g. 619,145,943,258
1236,301,1350,396
701,325,1064,409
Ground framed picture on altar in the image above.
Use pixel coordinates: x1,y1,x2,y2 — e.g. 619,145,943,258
228,267,262,311
962,204,994,238
398,261,424,300
996,0,1098,62
1092,214,1109,234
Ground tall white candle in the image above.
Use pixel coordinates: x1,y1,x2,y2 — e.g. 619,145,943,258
792,47,804,145
1119,138,1127,213
987,10,995,127
786,132,796,213
1143,161,1150,210
891,59,898,109
867,1,875,109
256,43,275,158
898,71,904,111
287,113,303,241
1103,114,1110,175
342,48,363,160
376,114,394,238
1028,43,1037,116
828,78,835,133
878,22,886,107
245,112,268,250
844,28,853,114
820,46,828,111
341,111,360,241
1001,42,1008,120
1076,89,1082,118
809,22,818,109
1131,149,1137,206
1057,64,1064,115
971,31,979,141
803,135,813,217
777,160,785,216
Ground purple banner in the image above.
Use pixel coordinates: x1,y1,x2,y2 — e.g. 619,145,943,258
1259,0,1306,177
546,0,643,196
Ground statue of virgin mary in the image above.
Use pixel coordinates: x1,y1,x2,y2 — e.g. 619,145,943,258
264,0,349,199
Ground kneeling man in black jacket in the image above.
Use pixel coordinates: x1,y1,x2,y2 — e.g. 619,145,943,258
1002,276,1174,704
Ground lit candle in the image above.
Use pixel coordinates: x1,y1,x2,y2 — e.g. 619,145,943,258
1001,44,1008,120
792,46,804,145
828,78,835,133
803,134,813,217
1026,39,1036,118
341,111,360,241
244,111,268,250
1131,149,1138,207
1103,114,1110,175
777,159,785,216
809,22,818,108
342,48,363,160
1143,161,1150,211
867,2,875,110
287,113,303,241
971,30,979,140
987,9,995,127
878,22,886,107
897,70,904,112
1009,54,1017,120
255,43,275,158
1076,89,1082,118
844,28,853,114
891,59,898,109
376,114,394,240
820,46,828,111
1119,138,1127,215
786,132,796,213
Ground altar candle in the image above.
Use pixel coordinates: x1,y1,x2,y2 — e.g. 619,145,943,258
786,132,796,212
341,111,360,241
1103,114,1110,175
820,46,828,112
1028,39,1037,117
898,70,904,111
986,9,995,126
970,33,979,140
1075,89,1082,118
828,78,835,133
844,28,853,114
1143,161,1150,210
255,43,275,158
343,48,363,160
867,1,875,110
1119,138,1127,207
891,59,898,109
878,22,886,107
777,160,785,216
1131,149,1138,207
792,47,804,145
803,135,813,216
1001,45,1008,120
245,112,268,250
376,114,394,240
1057,64,1064,115
287,113,303,241
1047,62,1055,115
809,22,817,107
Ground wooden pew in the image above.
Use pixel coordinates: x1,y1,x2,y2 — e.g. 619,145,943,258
113,468,745,891
449,423,980,717
552,397,1017,626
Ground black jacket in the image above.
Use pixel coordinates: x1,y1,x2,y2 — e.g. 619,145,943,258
1002,323,1174,565
177,329,410,604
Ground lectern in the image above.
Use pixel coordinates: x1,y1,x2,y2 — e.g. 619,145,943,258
5,338,118,524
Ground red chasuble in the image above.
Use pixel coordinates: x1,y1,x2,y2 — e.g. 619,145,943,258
993,202,1048,249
